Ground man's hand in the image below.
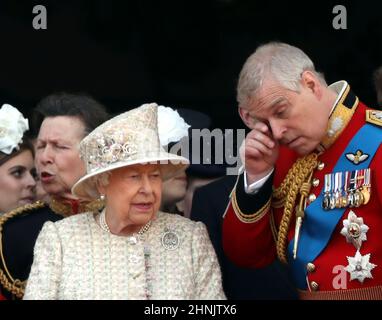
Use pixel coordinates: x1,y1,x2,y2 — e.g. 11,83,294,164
240,122,279,185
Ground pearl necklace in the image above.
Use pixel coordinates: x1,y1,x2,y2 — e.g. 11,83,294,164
99,210,152,239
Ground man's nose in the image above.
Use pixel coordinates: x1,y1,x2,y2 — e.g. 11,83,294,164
269,120,285,141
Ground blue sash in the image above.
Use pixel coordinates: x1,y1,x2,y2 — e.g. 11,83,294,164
287,123,382,289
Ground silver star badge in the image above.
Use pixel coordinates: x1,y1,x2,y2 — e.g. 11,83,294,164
340,210,369,250
345,251,377,283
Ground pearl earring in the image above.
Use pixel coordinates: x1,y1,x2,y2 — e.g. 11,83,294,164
100,194,106,201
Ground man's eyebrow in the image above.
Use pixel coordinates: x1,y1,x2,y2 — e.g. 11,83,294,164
269,97,287,109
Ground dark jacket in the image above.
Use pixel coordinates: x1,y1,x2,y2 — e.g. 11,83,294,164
0,202,63,299
190,175,298,299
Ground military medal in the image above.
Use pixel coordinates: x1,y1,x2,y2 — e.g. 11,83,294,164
348,171,356,208
322,169,369,211
345,251,376,283
329,173,336,209
340,210,369,250
341,171,349,208
334,172,343,208
322,174,331,210
354,170,365,207
360,168,371,205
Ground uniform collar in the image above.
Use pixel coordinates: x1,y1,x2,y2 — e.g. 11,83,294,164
317,80,359,152
49,197,105,217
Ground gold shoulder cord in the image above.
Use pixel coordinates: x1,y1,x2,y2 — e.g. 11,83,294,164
231,187,271,223
0,201,46,299
49,198,105,216
272,153,319,264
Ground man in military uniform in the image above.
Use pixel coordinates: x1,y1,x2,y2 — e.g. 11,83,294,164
222,42,382,299
0,93,109,299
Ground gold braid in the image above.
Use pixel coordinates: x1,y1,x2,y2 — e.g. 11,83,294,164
272,153,318,264
0,201,46,299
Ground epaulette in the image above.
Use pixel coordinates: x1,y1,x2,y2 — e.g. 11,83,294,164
366,110,382,127
0,201,46,299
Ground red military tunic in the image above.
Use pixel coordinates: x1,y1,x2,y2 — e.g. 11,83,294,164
223,82,382,299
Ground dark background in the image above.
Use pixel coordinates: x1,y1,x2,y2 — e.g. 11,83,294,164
1,0,382,130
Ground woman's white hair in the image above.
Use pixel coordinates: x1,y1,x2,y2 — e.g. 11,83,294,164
237,42,327,108
85,172,111,199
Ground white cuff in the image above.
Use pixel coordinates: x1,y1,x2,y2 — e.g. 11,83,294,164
244,169,274,194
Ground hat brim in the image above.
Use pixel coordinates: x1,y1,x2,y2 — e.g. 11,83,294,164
72,153,189,200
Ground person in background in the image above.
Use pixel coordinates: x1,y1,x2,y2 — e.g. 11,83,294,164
0,93,109,299
158,106,190,215
373,66,382,107
0,103,37,300
161,170,188,215
223,42,382,299
191,175,298,299
24,103,225,300
0,104,36,215
172,108,227,218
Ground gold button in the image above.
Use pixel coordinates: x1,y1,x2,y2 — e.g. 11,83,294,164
317,162,325,170
310,281,319,291
306,263,316,273
308,194,316,203
312,178,320,187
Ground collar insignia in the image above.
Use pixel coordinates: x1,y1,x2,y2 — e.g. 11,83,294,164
366,110,382,127
320,83,358,150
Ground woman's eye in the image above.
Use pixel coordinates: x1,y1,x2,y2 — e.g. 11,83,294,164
11,169,23,178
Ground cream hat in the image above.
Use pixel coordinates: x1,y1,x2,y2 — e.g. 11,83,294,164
72,103,189,200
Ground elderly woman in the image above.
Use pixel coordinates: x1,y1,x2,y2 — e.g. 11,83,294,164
24,103,225,300
0,93,109,300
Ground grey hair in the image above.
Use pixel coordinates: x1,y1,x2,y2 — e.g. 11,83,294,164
85,172,111,199
92,172,111,188
237,42,327,108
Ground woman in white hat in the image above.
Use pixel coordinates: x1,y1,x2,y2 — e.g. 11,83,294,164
24,103,225,300
0,104,36,215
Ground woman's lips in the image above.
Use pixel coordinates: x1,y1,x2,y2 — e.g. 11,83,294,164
40,172,54,183
132,203,153,212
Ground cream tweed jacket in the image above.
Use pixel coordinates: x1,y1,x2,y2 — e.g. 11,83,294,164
23,211,226,300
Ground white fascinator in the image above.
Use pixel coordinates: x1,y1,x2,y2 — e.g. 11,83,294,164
157,105,190,146
0,104,29,155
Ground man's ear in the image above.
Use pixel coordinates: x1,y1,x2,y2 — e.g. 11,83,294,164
238,107,255,129
301,70,323,99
